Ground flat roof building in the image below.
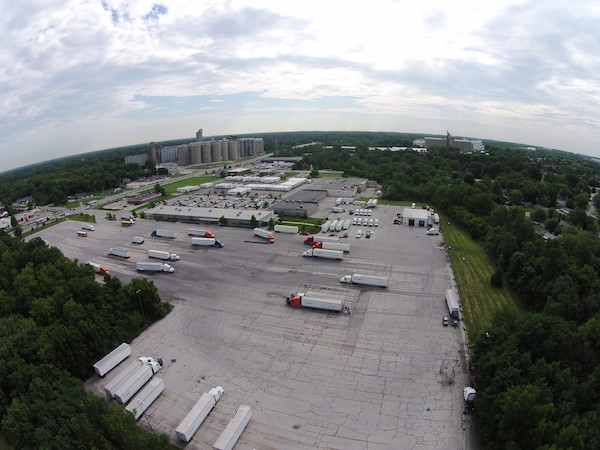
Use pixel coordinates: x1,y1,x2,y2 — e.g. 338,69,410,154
143,205,276,227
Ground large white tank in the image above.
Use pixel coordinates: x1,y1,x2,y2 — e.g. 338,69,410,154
211,140,221,162
201,141,212,163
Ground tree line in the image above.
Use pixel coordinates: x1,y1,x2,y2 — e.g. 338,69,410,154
0,234,174,449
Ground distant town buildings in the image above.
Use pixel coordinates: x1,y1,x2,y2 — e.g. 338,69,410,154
419,132,484,152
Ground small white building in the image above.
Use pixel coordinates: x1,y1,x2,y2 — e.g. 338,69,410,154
401,208,430,227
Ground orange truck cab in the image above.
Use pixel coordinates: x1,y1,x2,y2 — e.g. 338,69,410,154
311,241,323,249
285,295,303,307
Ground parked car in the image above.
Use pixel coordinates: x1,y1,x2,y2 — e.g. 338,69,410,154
442,315,449,326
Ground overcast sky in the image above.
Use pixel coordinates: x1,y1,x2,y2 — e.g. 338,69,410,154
2,0,600,172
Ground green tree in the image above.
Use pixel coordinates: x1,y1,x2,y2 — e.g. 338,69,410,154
250,215,258,228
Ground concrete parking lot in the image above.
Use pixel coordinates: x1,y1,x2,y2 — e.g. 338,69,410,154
35,204,476,449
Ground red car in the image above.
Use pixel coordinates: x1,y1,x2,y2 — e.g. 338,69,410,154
442,315,449,326
300,231,311,235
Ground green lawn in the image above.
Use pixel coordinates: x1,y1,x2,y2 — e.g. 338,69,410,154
440,213,523,340
158,176,220,195
316,172,343,178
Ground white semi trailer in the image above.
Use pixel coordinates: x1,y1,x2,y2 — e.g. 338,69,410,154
93,343,131,377
147,249,180,261
124,377,165,419
113,359,161,405
175,386,225,442
340,273,388,287
136,262,174,273
302,248,344,260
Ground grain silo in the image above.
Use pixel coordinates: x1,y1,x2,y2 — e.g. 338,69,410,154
211,140,221,162
228,140,239,161
220,140,228,161
177,144,189,165
189,142,202,165
201,141,212,163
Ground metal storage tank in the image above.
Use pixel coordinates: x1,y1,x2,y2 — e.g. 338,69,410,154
211,140,221,162
220,140,228,161
177,145,189,166
201,141,212,163
255,138,264,154
189,142,202,165
228,140,239,161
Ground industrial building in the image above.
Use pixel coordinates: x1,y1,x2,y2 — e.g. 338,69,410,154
400,208,431,227
423,132,483,153
271,190,326,218
143,205,276,227
311,177,368,198
127,192,162,205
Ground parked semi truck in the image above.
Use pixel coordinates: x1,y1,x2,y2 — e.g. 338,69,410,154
187,228,214,238
151,229,177,239
254,228,274,243
191,237,224,248
103,356,154,398
312,241,351,252
113,359,161,405
285,292,345,312
274,224,298,234
175,386,224,442
87,262,110,276
107,248,130,258
125,377,165,419
147,249,180,261
136,262,174,273
302,248,343,260
445,289,460,326
93,342,130,377
304,235,339,245
340,273,388,287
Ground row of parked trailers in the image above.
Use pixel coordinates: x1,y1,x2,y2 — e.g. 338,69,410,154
321,218,352,233
93,343,252,447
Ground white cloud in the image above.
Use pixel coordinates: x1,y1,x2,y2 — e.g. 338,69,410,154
2,0,600,171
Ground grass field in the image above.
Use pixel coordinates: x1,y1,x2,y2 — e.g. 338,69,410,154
159,176,220,195
440,212,523,340
316,172,343,178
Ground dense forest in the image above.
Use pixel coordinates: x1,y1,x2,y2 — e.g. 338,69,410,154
0,234,174,449
285,142,600,449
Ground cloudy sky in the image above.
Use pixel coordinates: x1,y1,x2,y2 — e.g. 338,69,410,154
2,0,600,171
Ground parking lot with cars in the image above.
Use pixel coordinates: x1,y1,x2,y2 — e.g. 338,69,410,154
34,198,476,449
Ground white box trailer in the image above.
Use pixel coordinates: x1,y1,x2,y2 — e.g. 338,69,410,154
125,377,165,420
311,235,340,243
446,289,460,326
187,228,214,237
340,273,388,287
343,219,352,230
106,248,130,258
212,405,252,450
151,229,177,239
320,242,351,252
328,219,339,232
136,262,174,273
321,221,332,233
104,359,143,398
302,248,343,260
93,343,131,377
113,360,161,405
176,386,225,442
299,293,345,311
274,224,298,234
147,249,180,261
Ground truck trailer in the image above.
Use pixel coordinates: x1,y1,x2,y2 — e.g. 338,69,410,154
445,289,460,326
312,241,351,252
253,228,274,243
124,377,165,420
285,292,345,312
212,405,252,450
113,359,161,405
191,237,224,248
106,248,130,258
340,273,388,287
147,249,180,261
87,262,110,276
104,359,143,398
274,224,298,234
175,386,224,442
136,262,174,273
93,343,131,377
302,248,343,260
187,228,214,238
151,229,177,239
304,235,340,245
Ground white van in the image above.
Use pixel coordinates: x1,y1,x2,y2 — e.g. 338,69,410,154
82,224,95,231
131,236,145,244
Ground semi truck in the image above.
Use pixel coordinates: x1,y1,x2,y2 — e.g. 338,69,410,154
191,237,224,248
87,262,110,276
254,228,274,243
285,292,345,312
274,224,299,234
304,235,339,245
113,359,161,404
93,343,131,377
445,289,460,326
340,273,388,287
147,249,180,261
107,248,130,258
125,377,165,420
312,241,351,252
187,228,214,238
175,386,225,442
136,262,174,273
302,248,343,260
151,229,177,239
